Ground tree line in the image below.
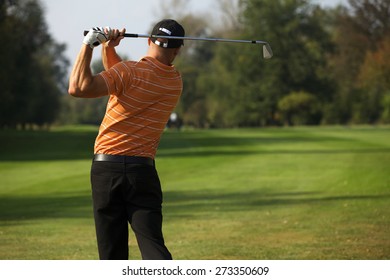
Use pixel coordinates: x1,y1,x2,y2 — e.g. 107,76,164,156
1,0,389,129
172,0,390,127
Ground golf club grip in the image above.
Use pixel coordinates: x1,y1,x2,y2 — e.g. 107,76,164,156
83,30,138,38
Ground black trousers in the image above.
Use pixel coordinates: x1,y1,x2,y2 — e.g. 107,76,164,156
90,160,172,260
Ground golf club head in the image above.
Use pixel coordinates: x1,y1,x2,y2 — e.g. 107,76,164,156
263,43,273,59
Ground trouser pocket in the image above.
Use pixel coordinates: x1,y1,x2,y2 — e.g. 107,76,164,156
91,173,113,210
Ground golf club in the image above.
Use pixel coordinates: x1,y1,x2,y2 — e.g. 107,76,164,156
83,30,273,59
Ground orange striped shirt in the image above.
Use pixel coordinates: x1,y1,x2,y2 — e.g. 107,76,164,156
95,56,182,159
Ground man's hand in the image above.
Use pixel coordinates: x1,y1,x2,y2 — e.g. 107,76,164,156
83,27,113,49
106,28,126,48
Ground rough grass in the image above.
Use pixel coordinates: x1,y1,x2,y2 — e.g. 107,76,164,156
0,126,389,259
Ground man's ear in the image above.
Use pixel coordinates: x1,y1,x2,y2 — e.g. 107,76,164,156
148,38,151,46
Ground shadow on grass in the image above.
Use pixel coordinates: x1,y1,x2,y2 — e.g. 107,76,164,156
0,130,97,161
2,189,388,223
164,190,390,218
1,129,389,161
157,148,390,158
0,192,93,223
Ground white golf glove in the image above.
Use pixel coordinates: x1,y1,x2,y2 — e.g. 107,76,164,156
83,27,112,49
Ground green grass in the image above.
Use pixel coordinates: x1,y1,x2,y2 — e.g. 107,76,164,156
0,126,389,259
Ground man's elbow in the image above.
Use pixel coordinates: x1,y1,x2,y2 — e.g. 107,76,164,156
68,75,106,98
68,83,105,98
68,80,91,97
68,74,93,97
68,86,82,97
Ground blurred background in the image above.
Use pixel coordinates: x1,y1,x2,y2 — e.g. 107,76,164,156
1,0,389,129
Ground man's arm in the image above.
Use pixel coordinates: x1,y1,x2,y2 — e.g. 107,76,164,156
68,44,108,98
102,28,126,70
102,45,122,70
68,27,116,98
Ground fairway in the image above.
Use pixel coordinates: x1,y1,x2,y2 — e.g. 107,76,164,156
0,126,389,259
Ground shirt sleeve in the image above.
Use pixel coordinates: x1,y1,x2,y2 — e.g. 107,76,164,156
98,62,133,96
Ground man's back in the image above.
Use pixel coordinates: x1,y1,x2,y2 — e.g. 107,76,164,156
95,56,182,158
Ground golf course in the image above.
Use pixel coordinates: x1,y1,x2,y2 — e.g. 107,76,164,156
0,126,389,260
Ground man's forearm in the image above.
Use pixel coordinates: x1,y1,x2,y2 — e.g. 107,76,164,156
68,45,107,98
68,44,94,96
102,44,122,70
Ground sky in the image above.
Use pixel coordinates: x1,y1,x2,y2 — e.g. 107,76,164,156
41,0,348,72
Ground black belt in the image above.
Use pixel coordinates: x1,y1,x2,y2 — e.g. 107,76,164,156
93,154,154,166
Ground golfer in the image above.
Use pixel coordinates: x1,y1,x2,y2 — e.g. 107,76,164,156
68,19,185,260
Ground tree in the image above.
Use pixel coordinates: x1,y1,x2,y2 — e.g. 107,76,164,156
0,0,69,129
199,0,333,127
328,0,390,123
357,37,390,123
278,91,321,126
381,93,390,123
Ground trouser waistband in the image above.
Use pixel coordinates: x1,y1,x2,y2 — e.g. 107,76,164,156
93,154,154,166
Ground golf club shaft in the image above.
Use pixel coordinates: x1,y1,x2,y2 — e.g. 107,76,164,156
83,30,273,59
83,30,268,45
